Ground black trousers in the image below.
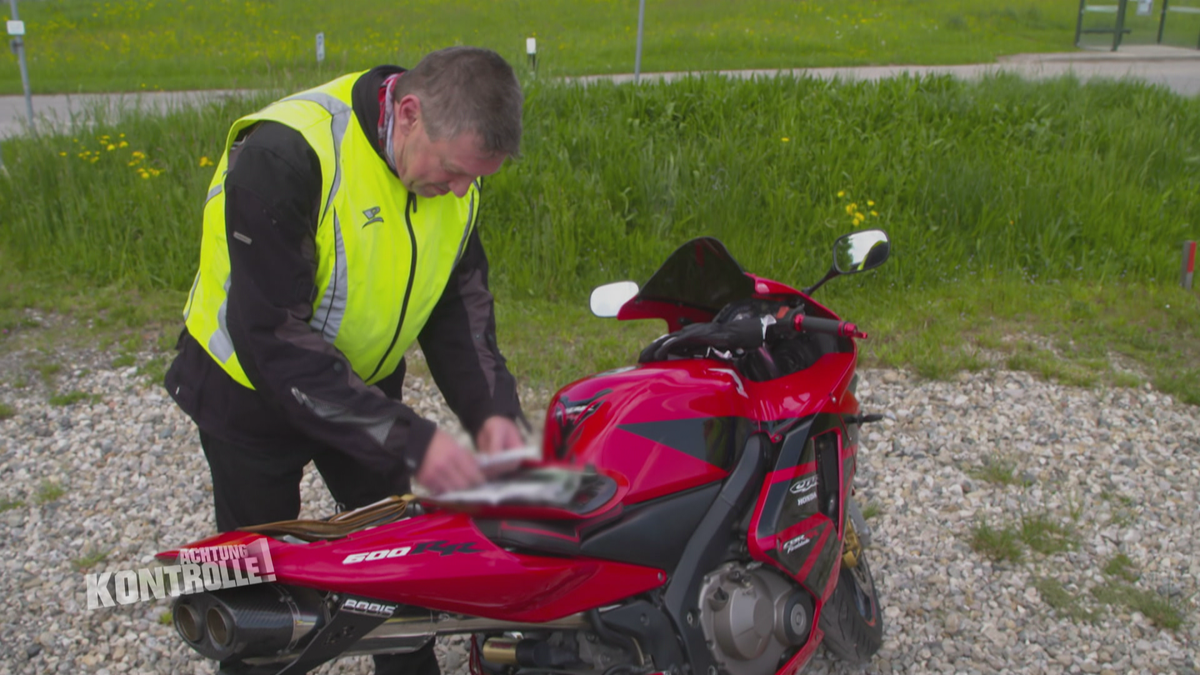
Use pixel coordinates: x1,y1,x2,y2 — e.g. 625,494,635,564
199,430,440,675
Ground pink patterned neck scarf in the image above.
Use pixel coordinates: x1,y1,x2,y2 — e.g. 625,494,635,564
378,72,403,173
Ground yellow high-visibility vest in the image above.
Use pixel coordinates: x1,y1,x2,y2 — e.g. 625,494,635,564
182,71,479,388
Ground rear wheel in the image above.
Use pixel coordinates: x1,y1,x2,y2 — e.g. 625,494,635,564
818,520,883,663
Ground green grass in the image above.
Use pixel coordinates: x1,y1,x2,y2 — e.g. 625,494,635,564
71,546,111,573
30,360,62,385
0,402,14,420
969,454,1031,488
1035,572,1186,629
2,73,1198,398
0,0,1083,95
48,390,101,407
0,498,24,512
1017,513,1078,555
1034,577,1101,624
35,480,65,504
969,519,1023,563
1103,553,1142,583
1091,583,1186,630
970,511,1077,563
158,611,173,627
860,501,881,520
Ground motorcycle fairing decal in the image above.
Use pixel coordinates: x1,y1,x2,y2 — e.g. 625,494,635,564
341,540,481,564
618,416,756,471
754,464,820,541
754,415,839,541
773,518,839,597
802,521,842,594
340,596,398,617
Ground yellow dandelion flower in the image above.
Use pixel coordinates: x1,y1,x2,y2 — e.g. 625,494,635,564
107,144,116,151
781,137,790,143
90,156,100,163
837,190,845,198
867,200,875,207
870,210,878,217
199,156,213,167
132,151,146,159
118,141,128,148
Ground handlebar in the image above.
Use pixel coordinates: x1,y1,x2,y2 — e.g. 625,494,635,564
640,309,867,363
789,314,869,340
765,309,867,341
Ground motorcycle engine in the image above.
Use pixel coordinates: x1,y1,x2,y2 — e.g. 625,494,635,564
697,562,814,675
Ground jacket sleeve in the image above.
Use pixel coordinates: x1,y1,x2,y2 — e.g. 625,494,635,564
222,122,437,484
418,224,524,439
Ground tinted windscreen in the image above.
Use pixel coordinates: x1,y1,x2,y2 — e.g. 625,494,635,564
636,238,756,313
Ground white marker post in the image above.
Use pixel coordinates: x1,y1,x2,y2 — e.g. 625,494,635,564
7,0,33,127
526,37,537,73
315,32,325,64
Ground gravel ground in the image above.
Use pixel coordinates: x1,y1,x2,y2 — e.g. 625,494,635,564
0,320,1197,675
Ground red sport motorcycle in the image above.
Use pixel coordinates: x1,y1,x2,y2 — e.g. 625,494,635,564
159,230,891,675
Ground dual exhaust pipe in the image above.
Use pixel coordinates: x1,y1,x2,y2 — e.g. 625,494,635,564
174,584,589,666
173,584,332,663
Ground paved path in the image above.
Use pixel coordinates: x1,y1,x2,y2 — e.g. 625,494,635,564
574,45,1200,93
0,89,254,139
1,46,1198,139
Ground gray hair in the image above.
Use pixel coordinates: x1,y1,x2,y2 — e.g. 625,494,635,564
394,46,523,156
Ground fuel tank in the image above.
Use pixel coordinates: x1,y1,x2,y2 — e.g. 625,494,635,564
541,353,858,505
542,360,759,504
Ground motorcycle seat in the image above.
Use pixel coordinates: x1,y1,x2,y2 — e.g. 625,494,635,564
236,494,418,542
424,467,621,520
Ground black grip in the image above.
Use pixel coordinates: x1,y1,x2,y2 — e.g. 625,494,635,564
797,316,842,335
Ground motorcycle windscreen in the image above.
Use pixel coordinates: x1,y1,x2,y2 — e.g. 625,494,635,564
635,237,756,314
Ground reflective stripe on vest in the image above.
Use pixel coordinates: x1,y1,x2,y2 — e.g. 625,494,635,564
182,71,478,388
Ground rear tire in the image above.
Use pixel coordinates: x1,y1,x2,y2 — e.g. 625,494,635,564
818,548,884,664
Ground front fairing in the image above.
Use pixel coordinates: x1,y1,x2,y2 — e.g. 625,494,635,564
617,237,756,330
542,352,859,504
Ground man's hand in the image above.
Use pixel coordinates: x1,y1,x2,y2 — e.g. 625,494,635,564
475,416,524,454
416,429,485,495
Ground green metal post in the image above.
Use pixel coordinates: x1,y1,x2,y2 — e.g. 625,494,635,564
1158,0,1169,43
1113,0,1129,50
1076,0,1087,46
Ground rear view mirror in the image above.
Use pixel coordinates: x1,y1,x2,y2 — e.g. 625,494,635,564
589,281,639,317
833,230,890,274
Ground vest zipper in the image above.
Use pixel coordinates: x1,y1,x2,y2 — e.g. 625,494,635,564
365,192,419,382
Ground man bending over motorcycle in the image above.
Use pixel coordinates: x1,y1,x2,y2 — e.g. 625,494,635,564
164,46,528,675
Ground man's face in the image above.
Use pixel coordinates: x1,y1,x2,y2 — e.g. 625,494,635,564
391,97,508,199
